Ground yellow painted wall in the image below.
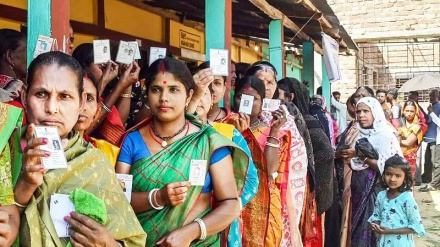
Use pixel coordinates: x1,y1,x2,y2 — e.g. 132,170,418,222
0,0,27,9
240,48,260,64
169,20,205,53
0,18,23,30
104,0,163,42
231,44,239,62
71,0,97,24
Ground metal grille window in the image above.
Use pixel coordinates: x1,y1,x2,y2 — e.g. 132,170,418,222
357,40,440,102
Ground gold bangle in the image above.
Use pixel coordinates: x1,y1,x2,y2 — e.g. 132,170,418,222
14,201,28,208
120,93,133,98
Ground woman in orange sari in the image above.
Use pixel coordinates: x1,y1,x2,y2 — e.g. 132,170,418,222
398,100,423,177
232,75,302,247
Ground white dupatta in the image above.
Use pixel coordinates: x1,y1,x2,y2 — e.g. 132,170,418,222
350,97,402,174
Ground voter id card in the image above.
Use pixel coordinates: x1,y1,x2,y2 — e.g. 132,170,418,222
34,126,68,169
262,99,281,112
50,193,75,238
238,94,254,115
189,160,207,186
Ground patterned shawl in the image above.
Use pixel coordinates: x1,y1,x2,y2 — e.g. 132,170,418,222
0,103,22,205
19,131,146,247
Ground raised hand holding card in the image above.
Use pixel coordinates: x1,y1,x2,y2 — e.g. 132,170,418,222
116,41,136,65
238,94,254,115
210,49,229,76
93,40,111,64
149,47,167,65
130,41,142,60
262,99,281,112
34,35,54,58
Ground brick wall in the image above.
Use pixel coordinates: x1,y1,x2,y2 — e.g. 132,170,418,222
331,55,358,102
328,0,440,41
327,0,440,100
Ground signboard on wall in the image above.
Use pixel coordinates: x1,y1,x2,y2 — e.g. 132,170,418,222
179,30,201,52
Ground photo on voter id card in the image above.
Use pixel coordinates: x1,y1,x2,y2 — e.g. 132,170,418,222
34,126,68,169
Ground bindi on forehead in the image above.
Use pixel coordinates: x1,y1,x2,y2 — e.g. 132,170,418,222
163,81,166,84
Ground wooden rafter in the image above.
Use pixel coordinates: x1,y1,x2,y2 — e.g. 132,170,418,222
248,0,323,54
293,0,332,29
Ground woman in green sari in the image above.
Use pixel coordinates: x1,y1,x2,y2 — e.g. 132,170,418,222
116,57,247,247
0,103,22,246
13,51,146,247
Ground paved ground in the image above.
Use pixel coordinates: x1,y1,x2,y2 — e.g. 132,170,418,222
414,184,440,246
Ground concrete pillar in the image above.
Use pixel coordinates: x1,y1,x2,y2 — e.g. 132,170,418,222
303,41,315,96
51,0,71,54
27,0,51,66
269,19,284,81
205,0,232,108
27,0,70,66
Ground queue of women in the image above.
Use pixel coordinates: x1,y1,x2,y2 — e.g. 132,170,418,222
0,27,426,247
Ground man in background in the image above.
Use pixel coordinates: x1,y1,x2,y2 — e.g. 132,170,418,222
387,88,401,129
421,89,440,186
376,89,391,110
330,91,348,133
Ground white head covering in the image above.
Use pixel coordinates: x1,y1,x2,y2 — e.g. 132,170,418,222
351,97,402,174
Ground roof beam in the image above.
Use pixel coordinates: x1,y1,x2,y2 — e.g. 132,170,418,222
249,0,308,40
292,0,332,29
248,0,323,54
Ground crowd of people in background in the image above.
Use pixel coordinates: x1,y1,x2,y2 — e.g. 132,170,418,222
0,27,432,247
